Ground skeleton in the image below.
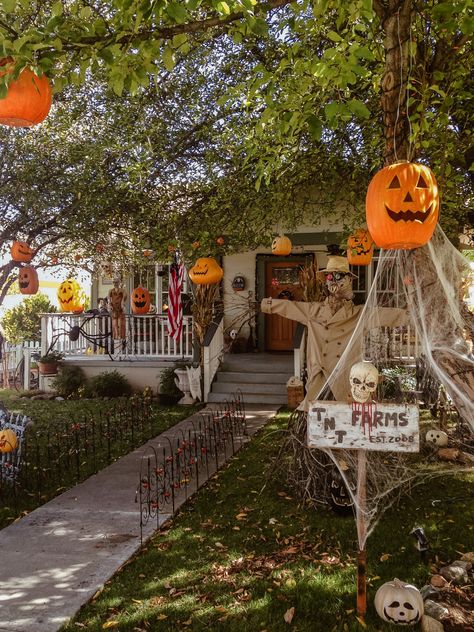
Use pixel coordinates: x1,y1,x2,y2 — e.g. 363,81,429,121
349,362,379,403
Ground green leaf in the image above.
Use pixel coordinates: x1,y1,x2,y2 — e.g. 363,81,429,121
1,0,16,12
166,3,189,23
327,30,342,43
163,46,176,71
216,1,230,15
307,115,322,140
347,99,370,119
51,1,62,16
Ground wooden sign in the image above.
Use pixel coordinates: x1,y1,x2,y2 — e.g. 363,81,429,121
308,401,419,452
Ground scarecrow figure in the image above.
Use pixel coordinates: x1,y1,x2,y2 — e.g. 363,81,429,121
261,256,406,408
108,278,127,340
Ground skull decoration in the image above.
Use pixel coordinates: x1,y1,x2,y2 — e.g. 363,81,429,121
374,578,424,625
425,429,449,447
349,362,379,403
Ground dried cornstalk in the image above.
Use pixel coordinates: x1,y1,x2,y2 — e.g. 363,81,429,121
299,260,325,302
192,284,219,346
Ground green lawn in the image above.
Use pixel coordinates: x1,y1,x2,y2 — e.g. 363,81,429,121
62,411,473,632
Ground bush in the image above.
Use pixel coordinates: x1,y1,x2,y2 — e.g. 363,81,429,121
89,370,132,398
1,294,57,343
159,365,184,397
52,365,87,398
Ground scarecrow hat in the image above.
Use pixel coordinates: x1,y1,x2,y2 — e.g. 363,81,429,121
317,255,357,279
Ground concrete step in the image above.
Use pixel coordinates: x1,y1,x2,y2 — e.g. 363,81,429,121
221,353,293,373
216,371,290,385
212,381,286,395
207,392,288,405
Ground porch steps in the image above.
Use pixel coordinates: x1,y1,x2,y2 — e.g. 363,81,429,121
207,353,293,405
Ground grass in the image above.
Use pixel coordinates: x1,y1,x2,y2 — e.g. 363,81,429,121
62,410,473,632
0,389,203,529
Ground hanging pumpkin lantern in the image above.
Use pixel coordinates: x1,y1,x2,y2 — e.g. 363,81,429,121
346,229,374,266
10,241,34,263
57,279,85,313
374,578,423,625
131,286,151,314
366,162,439,250
189,257,223,285
216,236,225,246
95,243,105,254
0,58,52,127
18,266,39,295
271,235,292,256
0,428,18,453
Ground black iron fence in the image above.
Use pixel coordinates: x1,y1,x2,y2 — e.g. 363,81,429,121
137,392,247,543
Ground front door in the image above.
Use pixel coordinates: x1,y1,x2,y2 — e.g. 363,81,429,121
264,260,305,351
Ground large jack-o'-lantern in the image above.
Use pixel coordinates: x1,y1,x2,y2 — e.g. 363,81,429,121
347,229,374,266
57,279,85,313
374,578,423,625
189,257,223,285
10,241,34,263
366,162,439,250
0,58,52,127
19,266,39,295
131,286,151,314
271,235,292,256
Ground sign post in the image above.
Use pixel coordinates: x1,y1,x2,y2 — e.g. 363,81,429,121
308,400,419,618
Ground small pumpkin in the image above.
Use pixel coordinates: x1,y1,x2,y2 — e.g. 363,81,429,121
57,278,85,313
131,286,151,314
19,266,39,295
425,429,449,447
366,162,439,250
10,240,34,263
189,257,223,285
346,229,374,266
374,578,423,625
0,58,52,127
271,235,292,256
0,428,18,453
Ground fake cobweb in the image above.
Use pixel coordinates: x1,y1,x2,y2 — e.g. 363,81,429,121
286,226,474,550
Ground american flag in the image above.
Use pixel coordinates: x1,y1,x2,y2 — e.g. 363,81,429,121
168,258,185,341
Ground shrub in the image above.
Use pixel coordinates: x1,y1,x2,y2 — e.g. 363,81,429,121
52,365,87,398
1,294,57,343
89,370,132,398
159,365,184,397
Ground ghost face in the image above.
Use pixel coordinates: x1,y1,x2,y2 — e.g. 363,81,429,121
349,362,379,403
325,272,354,300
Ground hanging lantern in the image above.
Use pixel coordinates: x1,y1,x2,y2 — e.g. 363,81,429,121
366,162,439,250
10,241,34,263
131,286,151,314
189,257,223,285
271,235,292,256
346,229,374,266
0,58,52,127
18,266,39,295
57,279,85,313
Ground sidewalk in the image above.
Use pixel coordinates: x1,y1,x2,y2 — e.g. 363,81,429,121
0,404,279,632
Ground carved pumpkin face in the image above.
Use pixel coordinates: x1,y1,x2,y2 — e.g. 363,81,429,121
271,235,292,256
58,279,85,313
347,229,374,266
330,471,355,516
374,579,423,625
189,257,223,285
0,58,52,127
0,428,18,453
10,241,34,263
19,266,39,294
366,162,439,250
131,286,151,314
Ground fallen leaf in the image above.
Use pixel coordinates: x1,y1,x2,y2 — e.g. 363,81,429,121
102,622,119,630
355,616,367,627
131,599,143,604
182,618,192,625
215,542,225,548
269,518,278,525
379,553,390,562
236,512,248,520
215,606,227,613
157,614,168,620
284,607,295,624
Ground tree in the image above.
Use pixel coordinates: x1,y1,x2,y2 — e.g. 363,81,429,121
1,294,56,343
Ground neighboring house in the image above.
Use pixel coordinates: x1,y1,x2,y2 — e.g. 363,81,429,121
37,220,415,399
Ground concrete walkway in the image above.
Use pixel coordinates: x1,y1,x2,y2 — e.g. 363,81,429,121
0,404,278,632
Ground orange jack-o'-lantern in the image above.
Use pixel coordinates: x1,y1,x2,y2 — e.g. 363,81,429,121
19,266,39,294
131,286,151,314
366,162,439,250
0,58,52,127
271,235,292,256
10,240,34,263
189,257,223,285
58,279,85,313
0,428,18,453
347,229,374,266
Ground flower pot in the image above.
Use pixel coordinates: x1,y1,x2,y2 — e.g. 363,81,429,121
38,362,58,376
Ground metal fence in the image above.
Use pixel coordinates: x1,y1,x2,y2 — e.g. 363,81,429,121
137,392,247,542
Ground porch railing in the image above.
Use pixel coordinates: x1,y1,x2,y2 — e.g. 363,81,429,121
40,313,193,359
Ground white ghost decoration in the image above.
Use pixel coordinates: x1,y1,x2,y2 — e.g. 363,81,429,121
425,429,448,447
349,362,379,403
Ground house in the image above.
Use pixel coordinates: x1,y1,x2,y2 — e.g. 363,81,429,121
37,219,417,402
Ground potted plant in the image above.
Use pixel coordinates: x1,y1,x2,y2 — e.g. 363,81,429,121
37,351,64,376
